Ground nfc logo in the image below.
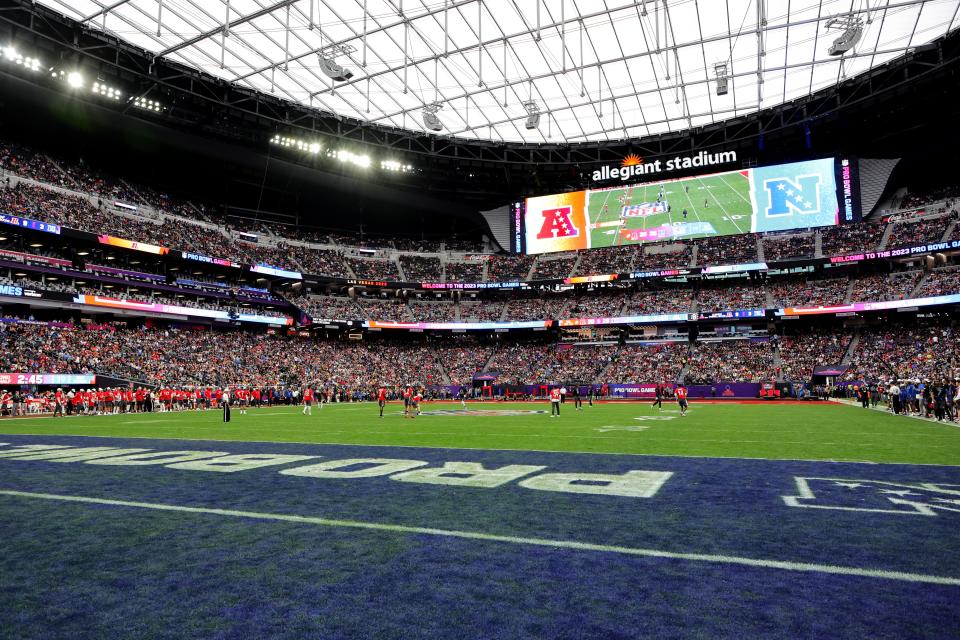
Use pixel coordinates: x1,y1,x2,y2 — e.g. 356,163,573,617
764,175,821,217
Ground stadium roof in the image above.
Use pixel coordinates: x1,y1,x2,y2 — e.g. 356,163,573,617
35,0,960,144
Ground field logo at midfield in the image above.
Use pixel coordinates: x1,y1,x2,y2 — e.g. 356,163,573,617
783,477,960,516
764,174,821,217
536,206,579,239
419,409,546,417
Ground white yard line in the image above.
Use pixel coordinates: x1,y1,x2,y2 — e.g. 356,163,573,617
697,175,745,235
2,488,958,586
680,179,707,236
718,172,753,207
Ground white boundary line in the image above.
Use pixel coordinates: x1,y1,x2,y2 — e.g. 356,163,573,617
830,398,960,428
2,488,958,586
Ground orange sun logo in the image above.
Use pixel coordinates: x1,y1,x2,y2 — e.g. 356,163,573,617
621,154,643,167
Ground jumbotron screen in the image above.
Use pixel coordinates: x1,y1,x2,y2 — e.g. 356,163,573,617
515,157,859,255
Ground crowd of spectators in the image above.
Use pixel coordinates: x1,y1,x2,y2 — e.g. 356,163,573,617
777,330,853,381
313,339,447,391
531,256,577,280
566,290,627,318
897,186,960,210
345,257,401,280
485,342,554,385
458,302,504,322
819,223,885,256
355,298,412,322
288,246,349,278
684,340,776,383
0,141,64,185
10,313,960,390
399,256,442,281
695,234,759,266
295,295,361,321
768,277,849,307
548,344,618,382
0,322,504,391
914,268,960,298
848,271,922,302
695,284,767,312
602,342,687,383
0,323,333,388
483,342,615,385
887,217,949,248
409,302,457,323
622,286,694,315
487,255,535,281
391,238,438,253
501,297,567,321
435,336,495,386
444,261,485,282
763,233,815,260
0,181,303,272
846,322,960,383
442,238,486,253
573,246,637,275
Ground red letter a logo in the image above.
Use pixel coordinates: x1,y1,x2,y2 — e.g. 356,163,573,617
536,206,579,239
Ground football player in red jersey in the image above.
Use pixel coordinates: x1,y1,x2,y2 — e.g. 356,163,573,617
549,387,562,417
302,386,314,416
53,388,65,417
412,389,423,416
377,386,387,418
675,383,689,416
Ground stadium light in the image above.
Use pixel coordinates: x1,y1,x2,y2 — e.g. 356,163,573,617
329,149,371,169
270,134,321,154
422,102,443,132
2,46,41,71
522,101,541,131
714,63,729,96
66,71,84,88
92,81,122,101
318,44,356,82
380,160,415,173
825,14,864,56
131,96,164,112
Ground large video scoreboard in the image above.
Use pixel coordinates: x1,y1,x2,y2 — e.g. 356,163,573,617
512,157,861,255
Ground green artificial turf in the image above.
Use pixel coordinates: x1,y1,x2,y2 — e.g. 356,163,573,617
2,400,960,465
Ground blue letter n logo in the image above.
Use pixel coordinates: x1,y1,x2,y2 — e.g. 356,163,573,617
764,175,821,217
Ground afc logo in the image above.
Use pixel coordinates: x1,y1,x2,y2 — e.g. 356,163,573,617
536,206,580,239
764,175,821,217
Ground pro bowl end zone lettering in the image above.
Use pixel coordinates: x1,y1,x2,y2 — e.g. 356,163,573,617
0,443,673,499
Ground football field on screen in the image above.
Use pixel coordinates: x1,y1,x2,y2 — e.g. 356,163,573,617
2,401,960,639
587,171,753,249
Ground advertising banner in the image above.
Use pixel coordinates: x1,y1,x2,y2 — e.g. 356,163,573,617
607,383,761,398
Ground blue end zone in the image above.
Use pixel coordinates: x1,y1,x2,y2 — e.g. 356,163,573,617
0,434,958,639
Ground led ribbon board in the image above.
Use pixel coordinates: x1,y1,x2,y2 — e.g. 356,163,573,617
0,373,96,385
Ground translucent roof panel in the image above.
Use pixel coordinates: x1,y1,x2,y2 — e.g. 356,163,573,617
36,0,960,143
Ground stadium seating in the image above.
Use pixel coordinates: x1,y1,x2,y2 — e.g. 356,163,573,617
4,134,960,392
